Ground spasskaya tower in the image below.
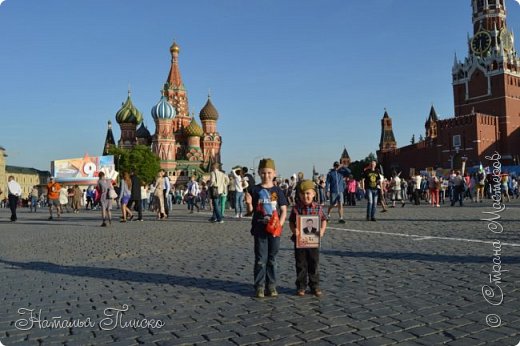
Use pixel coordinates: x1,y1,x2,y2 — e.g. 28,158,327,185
452,0,520,159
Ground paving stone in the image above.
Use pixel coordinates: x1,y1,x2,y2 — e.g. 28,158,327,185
294,330,329,342
386,331,417,343
406,325,440,337
231,333,271,345
411,332,454,344
266,336,311,346
394,319,426,330
203,330,239,341
258,327,300,340
354,336,398,345
353,329,381,339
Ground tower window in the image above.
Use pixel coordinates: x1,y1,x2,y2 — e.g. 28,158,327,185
453,135,462,148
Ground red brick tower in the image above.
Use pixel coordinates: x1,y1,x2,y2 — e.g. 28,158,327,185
163,41,192,133
151,95,176,172
340,147,351,167
199,95,222,165
379,109,397,152
425,105,439,141
452,0,520,161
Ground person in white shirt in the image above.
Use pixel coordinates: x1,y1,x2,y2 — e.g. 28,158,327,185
413,173,422,205
161,170,171,217
7,176,22,222
140,185,148,211
231,167,248,218
185,175,201,213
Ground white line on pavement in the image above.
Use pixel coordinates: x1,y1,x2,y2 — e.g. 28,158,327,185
327,227,520,247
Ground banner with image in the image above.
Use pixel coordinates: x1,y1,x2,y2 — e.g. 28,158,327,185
51,155,118,185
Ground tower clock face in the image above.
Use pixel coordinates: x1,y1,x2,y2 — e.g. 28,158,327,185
471,31,492,54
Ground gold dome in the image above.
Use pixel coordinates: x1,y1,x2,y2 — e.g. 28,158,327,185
170,41,180,54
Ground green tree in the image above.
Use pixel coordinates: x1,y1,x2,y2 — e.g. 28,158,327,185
108,145,160,184
348,153,377,180
411,134,415,144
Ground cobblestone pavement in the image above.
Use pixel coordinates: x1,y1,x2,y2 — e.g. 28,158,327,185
0,198,519,345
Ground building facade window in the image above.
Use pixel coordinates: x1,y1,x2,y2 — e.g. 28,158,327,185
453,135,461,148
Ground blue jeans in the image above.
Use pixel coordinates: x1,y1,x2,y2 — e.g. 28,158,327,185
30,196,38,211
254,233,280,290
366,188,378,219
212,197,222,221
235,191,244,215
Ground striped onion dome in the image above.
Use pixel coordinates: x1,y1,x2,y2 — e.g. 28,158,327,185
184,118,204,137
151,96,175,120
115,94,143,125
199,97,219,121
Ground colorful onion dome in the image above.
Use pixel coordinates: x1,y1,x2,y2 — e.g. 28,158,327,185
115,93,143,125
199,96,219,121
151,95,175,120
184,118,204,137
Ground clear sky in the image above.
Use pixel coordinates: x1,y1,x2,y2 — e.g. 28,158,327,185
1,0,519,179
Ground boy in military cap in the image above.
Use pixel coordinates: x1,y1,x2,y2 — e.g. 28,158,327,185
289,179,327,297
245,158,288,298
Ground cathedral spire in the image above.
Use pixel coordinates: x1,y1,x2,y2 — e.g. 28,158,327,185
166,41,184,90
163,40,190,119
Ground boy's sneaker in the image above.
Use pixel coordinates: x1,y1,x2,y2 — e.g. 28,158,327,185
338,219,346,224
296,289,305,297
255,288,265,298
312,289,323,297
268,288,278,297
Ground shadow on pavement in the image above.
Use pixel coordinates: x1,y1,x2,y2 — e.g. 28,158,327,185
319,250,520,264
0,258,268,297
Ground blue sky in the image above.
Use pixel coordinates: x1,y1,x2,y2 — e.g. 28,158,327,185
1,0,519,179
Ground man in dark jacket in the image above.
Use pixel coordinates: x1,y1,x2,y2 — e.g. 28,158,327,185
129,171,143,221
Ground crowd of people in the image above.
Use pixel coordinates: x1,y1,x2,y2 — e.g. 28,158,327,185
2,158,519,299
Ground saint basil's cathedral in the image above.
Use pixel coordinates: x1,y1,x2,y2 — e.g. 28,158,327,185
378,0,520,176
103,41,222,184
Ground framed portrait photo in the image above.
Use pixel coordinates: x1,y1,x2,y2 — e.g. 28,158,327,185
296,215,320,249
